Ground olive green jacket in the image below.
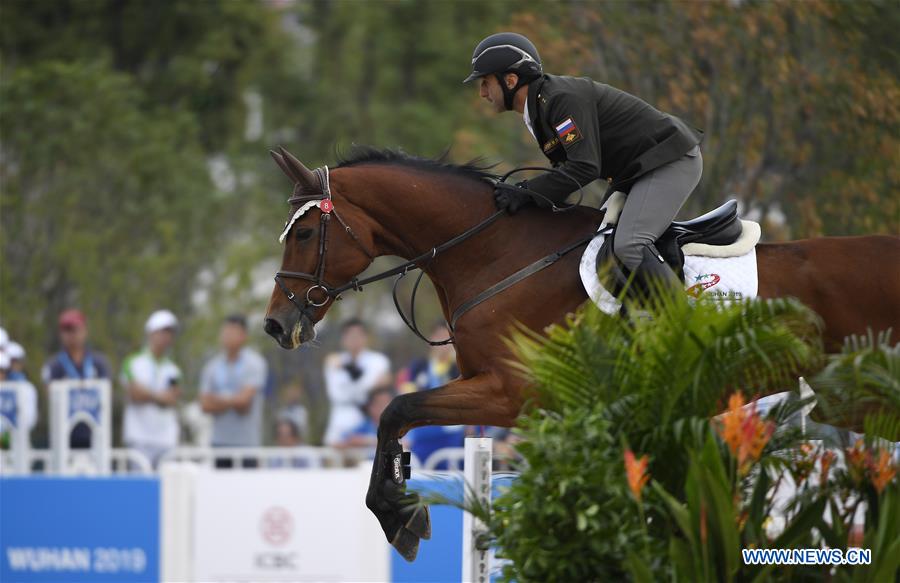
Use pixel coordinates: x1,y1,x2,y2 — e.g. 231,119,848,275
524,74,703,203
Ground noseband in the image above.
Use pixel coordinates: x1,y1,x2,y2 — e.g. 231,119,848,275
274,166,375,321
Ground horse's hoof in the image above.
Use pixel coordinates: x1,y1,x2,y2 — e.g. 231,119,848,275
391,527,420,562
405,504,431,540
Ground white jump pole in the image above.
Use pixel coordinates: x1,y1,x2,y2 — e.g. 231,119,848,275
462,436,492,583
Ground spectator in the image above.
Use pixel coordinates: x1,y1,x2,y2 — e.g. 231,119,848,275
199,314,267,468
277,381,310,445
41,310,112,448
322,318,391,445
336,385,395,457
121,310,182,468
4,341,38,437
5,342,27,381
402,322,465,469
275,417,304,447
270,415,315,469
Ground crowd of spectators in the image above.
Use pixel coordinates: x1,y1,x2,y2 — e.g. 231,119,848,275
0,309,518,471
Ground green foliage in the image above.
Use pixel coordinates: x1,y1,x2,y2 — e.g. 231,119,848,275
507,293,822,490
489,409,657,582
0,1,298,415
811,330,900,440
483,292,898,581
0,59,216,365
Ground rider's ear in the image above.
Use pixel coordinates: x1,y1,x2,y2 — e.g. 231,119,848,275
505,73,519,90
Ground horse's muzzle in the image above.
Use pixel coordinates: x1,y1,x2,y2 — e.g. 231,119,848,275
264,312,315,349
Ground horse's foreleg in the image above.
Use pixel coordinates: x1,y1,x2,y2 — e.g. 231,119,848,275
365,373,517,562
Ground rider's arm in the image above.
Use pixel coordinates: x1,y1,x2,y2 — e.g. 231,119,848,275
523,92,602,206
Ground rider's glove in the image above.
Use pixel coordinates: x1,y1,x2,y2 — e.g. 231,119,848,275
493,181,536,215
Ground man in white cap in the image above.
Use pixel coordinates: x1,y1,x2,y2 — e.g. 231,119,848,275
120,310,182,467
6,342,28,381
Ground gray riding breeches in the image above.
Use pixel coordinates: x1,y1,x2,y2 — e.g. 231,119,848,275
613,144,703,270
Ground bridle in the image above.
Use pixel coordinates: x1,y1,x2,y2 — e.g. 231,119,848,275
273,164,590,345
274,166,376,323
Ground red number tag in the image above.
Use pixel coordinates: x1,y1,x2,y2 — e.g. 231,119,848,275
320,199,334,213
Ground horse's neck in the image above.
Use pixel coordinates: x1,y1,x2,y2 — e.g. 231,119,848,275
334,167,497,262
332,166,603,317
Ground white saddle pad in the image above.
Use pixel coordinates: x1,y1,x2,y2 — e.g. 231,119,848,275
579,226,759,315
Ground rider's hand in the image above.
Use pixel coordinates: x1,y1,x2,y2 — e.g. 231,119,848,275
493,181,534,215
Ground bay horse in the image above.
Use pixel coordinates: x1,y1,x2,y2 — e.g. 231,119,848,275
263,146,900,561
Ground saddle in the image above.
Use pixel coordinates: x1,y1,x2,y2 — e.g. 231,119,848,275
596,193,758,292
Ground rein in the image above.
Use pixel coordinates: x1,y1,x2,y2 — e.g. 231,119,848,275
273,165,589,345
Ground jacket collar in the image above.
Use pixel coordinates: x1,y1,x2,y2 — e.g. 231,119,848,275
526,75,546,130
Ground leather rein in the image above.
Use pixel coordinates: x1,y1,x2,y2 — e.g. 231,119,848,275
273,165,591,346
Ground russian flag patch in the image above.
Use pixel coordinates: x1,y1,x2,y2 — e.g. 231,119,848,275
554,117,582,145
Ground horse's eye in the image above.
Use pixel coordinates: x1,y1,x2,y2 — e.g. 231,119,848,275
295,227,314,242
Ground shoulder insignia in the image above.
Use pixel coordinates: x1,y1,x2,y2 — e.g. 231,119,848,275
554,117,582,146
542,137,560,153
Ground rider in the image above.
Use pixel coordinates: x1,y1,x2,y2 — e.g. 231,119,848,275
465,32,704,292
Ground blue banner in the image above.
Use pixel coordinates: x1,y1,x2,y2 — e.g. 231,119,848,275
67,387,102,424
0,387,18,427
0,477,160,583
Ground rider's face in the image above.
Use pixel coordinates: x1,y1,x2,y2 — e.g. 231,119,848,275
479,74,516,113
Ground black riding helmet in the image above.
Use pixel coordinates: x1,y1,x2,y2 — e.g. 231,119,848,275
463,32,543,111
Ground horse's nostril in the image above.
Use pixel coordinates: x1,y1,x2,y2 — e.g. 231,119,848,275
264,318,284,337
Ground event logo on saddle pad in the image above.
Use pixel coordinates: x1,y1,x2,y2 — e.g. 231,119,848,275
555,117,582,146
686,273,721,298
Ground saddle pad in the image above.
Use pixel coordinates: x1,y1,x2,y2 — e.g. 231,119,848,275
579,229,759,315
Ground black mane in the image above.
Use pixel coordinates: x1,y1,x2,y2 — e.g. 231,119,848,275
336,146,498,186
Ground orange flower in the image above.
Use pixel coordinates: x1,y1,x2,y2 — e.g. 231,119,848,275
845,439,868,485
869,448,896,495
624,449,650,502
791,442,817,485
719,392,746,455
820,450,836,485
717,391,775,475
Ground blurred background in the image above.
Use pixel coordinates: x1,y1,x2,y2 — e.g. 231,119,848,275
2,0,898,449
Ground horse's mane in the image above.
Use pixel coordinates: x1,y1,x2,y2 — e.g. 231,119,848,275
335,146,498,187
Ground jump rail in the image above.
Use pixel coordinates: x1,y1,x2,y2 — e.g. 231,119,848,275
462,437,493,583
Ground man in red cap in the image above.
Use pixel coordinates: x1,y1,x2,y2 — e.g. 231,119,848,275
40,309,112,448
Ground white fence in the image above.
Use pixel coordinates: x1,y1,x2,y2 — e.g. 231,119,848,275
0,445,470,475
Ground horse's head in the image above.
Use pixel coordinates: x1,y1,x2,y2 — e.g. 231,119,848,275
264,148,375,349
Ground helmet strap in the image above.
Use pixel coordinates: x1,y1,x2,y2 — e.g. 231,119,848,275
495,72,527,111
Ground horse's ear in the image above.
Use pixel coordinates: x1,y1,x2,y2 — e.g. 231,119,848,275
278,146,319,191
269,150,297,185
